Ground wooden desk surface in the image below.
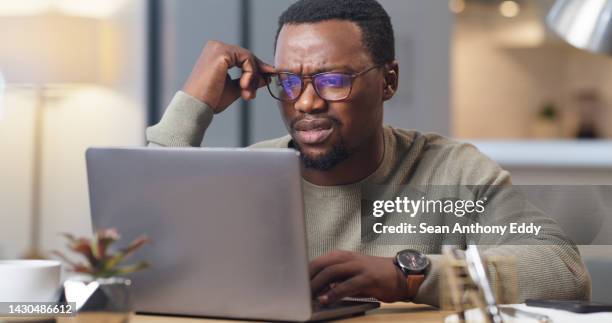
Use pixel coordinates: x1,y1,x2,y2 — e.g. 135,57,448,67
133,303,452,323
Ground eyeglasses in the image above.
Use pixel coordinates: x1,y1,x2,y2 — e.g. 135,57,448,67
264,65,381,102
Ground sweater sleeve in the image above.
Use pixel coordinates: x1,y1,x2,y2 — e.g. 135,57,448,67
146,91,214,147
413,141,591,306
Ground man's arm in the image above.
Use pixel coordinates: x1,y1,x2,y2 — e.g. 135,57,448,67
413,246,591,306
146,91,214,147
310,142,591,306
413,144,591,306
146,40,274,147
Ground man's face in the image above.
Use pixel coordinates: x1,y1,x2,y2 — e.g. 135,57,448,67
274,20,386,170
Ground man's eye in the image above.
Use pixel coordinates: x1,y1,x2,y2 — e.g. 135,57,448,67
319,77,344,87
282,77,300,87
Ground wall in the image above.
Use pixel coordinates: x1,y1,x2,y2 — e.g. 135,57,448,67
379,0,452,135
0,90,35,258
453,3,612,139
249,0,294,143
0,0,147,259
159,0,241,147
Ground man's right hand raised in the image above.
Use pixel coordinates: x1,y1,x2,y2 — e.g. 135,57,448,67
182,40,275,114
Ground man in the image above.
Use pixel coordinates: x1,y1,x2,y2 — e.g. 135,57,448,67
147,0,590,306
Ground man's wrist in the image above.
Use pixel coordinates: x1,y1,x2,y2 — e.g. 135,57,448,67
393,263,414,301
182,84,208,106
392,252,429,302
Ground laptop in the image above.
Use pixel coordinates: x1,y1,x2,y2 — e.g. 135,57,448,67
86,147,379,322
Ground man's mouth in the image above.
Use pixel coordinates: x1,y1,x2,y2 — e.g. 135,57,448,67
292,118,335,145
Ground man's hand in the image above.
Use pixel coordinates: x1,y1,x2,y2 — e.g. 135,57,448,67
309,250,413,304
182,40,275,114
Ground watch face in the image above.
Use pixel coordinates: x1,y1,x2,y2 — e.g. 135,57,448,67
397,250,429,272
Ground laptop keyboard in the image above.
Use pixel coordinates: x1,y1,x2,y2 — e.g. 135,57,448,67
312,299,377,313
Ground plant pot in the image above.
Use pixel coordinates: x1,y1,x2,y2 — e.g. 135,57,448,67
57,276,133,323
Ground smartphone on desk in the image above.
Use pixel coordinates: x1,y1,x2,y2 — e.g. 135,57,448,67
526,299,612,313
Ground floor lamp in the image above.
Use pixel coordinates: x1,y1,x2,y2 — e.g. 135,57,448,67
0,13,101,258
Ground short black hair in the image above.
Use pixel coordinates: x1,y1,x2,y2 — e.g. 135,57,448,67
275,0,395,66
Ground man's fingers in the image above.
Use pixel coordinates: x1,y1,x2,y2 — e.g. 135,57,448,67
254,58,274,89
255,56,276,73
309,250,355,279
255,59,275,89
241,88,256,101
234,50,259,86
231,47,273,91
240,63,271,91
223,44,274,96
319,276,366,305
236,70,257,101
239,65,256,89
216,76,242,109
310,262,356,295
257,74,269,89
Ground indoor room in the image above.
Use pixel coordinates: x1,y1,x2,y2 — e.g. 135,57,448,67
1,0,611,322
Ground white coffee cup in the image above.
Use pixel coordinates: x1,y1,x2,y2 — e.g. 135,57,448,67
0,260,61,302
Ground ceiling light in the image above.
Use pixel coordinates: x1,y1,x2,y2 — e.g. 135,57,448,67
499,0,520,18
449,0,466,14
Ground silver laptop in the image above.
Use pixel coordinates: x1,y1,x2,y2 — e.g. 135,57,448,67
86,147,379,322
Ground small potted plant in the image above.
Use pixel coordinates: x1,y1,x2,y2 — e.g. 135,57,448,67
531,102,561,138
53,228,150,321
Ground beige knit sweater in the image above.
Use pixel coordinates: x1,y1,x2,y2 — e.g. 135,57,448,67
146,91,591,306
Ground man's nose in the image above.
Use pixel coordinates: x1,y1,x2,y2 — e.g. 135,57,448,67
294,83,327,114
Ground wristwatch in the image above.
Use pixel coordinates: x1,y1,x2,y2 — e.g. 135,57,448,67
394,249,430,300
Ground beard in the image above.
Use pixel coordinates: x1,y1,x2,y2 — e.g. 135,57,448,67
292,140,350,171
289,115,350,171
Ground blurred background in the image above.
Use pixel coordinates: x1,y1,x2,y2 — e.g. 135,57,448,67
1,0,611,301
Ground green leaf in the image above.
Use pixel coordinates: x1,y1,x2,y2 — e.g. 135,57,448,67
97,228,120,259
103,252,125,272
91,234,101,260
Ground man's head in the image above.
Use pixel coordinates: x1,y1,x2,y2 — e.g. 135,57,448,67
273,0,398,171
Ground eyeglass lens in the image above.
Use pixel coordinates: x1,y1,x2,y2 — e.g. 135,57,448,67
268,73,353,101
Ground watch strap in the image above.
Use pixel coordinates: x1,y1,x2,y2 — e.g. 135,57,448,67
406,274,425,300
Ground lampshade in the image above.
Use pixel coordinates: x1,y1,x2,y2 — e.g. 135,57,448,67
0,12,102,84
546,0,612,55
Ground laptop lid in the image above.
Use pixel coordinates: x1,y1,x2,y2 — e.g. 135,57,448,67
86,147,312,321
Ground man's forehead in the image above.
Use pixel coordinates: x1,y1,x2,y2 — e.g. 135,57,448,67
274,20,372,73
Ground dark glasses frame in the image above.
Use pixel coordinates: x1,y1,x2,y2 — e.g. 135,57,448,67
263,65,382,102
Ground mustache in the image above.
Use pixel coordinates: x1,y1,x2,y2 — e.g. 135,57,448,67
290,115,340,131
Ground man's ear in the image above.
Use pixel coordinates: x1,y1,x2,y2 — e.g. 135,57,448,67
382,60,399,101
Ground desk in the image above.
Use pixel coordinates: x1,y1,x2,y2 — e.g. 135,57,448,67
133,303,452,322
